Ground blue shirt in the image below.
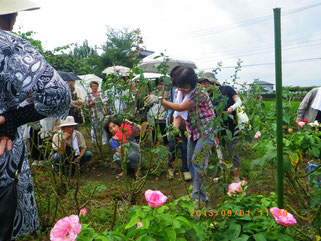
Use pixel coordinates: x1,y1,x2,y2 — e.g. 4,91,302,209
109,138,120,150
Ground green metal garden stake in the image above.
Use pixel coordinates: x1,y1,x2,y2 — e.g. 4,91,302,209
274,8,284,208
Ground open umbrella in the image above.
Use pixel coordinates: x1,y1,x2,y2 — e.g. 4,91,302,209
102,65,131,76
75,74,103,101
58,71,81,82
138,53,197,73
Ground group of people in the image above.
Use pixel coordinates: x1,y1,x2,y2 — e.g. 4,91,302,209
2,0,320,240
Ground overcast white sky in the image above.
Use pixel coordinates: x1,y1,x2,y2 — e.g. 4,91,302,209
14,0,321,88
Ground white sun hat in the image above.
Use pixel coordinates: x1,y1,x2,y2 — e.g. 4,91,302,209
59,116,78,128
0,0,40,15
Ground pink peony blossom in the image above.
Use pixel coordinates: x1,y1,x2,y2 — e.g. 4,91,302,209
137,222,143,228
227,180,247,196
50,215,82,241
145,189,167,208
80,208,86,217
269,207,297,227
298,122,305,128
254,131,261,139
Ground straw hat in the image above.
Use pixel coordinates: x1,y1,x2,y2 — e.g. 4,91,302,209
0,0,40,15
59,116,78,128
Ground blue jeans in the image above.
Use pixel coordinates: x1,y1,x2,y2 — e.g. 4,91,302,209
187,134,215,202
52,151,93,168
168,131,189,172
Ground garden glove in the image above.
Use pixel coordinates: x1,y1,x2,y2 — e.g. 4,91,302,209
143,95,160,107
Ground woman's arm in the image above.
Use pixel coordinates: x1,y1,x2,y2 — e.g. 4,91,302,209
227,95,242,114
162,99,194,112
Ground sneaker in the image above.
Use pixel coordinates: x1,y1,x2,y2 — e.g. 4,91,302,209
31,160,39,166
183,171,192,181
213,177,220,183
168,169,174,179
52,165,59,172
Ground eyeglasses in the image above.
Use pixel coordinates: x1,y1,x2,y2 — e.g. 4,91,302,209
177,87,190,92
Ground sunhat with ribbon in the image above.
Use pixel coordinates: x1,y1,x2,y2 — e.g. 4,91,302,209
59,116,78,128
0,0,40,15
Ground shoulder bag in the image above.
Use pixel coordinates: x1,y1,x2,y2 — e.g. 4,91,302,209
236,105,249,130
0,145,25,240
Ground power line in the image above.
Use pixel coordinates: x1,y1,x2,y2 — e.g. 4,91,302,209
176,2,321,39
196,40,321,64
199,57,321,70
194,32,321,61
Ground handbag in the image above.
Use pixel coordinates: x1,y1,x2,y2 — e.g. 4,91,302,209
236,105,249,130
0,145,25,241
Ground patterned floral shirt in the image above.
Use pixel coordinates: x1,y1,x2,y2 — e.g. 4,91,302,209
185,85,215,141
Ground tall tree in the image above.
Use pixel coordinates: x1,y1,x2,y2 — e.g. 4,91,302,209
100,27,144,74
69,40,101,75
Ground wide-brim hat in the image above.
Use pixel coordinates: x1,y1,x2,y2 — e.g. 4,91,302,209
0,0,40,15
199,72,221,86
59,116,78,128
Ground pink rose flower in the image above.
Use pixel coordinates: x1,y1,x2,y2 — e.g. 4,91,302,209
80,208,86,217
145,189,167,208
254,131,261,139
227,180,247,196
137,222,143,228
298,122,305,128
301,119,310,122
269,207,297,227
50,215,82,241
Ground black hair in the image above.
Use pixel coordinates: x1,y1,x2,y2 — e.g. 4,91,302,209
171,67,197,90
104,119,120,138
170,66,182,87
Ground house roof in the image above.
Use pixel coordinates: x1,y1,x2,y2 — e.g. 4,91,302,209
249,80,274,86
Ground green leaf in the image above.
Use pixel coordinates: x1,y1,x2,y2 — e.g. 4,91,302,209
261,198,270,207
311,146,320,158
142,218,150,228
173,220,181,229
283,115,290,124
229,223,241,239
165,228,176,241
125,217,140,229
76,235,94,241
276,233,294,241
175,216,192,227
234,235,250,241
283,155,291,172
94,235,109,241
253,233,267,241
137,234,155,241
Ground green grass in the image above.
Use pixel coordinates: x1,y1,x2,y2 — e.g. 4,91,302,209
264,100,300,110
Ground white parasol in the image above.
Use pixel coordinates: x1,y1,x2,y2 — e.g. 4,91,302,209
138,53,197,73
102,65,131,76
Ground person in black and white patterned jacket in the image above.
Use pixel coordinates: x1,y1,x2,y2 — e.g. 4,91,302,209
0,1,71,239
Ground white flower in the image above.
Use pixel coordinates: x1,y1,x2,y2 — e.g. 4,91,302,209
308,120,320,127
